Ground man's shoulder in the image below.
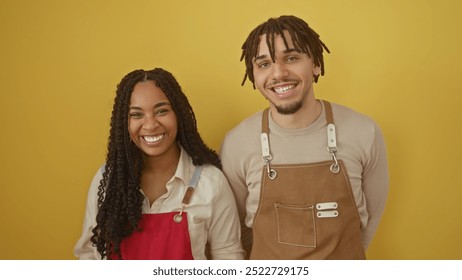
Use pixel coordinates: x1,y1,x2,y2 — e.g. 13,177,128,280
224,110,264,140
220,110,265,158
330,102,378,127
329,101,381,138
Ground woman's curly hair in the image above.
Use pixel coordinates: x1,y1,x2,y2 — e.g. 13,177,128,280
90,68,221,259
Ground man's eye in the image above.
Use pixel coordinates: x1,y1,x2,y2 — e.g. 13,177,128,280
287,56,297,62
258,62,270,69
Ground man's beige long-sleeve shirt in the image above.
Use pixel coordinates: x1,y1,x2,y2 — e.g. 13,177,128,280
220,101,389,254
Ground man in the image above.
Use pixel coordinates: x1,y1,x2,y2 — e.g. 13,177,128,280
220,15,389,259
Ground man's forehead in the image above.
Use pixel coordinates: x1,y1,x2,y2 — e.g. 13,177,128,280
259,31,296,45
255,32,297,56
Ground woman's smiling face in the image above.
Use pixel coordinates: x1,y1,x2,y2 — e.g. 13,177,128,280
128,81,179,159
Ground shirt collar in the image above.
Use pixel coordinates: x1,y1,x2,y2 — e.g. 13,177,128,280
172,144,193,186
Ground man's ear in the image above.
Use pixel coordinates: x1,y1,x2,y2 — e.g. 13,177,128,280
313,65,321,76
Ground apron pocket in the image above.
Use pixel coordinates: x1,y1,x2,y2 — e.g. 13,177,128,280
273,203,316,248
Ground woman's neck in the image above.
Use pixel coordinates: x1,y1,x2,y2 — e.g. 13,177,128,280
140,144,181,205
142,144,181,174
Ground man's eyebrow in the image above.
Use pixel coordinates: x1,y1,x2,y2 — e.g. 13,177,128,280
283,48,302,54
253,48,303,62
254,54,268,62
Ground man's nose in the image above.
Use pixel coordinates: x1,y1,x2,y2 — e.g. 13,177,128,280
271,62,289,79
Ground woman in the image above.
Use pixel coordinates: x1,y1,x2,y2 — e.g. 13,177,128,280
74,68,244,260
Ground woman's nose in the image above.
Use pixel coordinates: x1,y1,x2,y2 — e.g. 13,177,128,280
142,116,159,130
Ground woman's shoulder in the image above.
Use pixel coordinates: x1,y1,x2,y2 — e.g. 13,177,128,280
197,164,227,186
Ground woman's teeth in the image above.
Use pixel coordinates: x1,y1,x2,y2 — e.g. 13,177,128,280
143,134,163,143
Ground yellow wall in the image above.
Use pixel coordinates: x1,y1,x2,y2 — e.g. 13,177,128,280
1,0,461,259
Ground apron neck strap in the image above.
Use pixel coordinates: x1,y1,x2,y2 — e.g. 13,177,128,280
259,100,340,178
321,100,338,152
260,100,335,132
321,100,341,173
322,100,334,125
260,100,338,158
181,165,203,205
262,108,270,134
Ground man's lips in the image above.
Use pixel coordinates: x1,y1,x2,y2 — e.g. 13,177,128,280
266,80,299,94
272,84,296,94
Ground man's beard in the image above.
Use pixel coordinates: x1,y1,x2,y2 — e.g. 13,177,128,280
274,99,303,115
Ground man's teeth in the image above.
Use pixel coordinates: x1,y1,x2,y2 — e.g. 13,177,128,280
273,85,295,94
143,134,163,143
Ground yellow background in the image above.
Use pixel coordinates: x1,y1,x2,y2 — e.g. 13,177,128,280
1,0,461,260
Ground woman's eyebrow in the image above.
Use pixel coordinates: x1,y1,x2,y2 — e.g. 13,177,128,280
153,101,171,109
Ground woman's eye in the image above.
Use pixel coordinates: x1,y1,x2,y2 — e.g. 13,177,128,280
155,108,169,115
129,112,142,118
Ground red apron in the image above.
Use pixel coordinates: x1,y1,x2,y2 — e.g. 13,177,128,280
115,166,203,260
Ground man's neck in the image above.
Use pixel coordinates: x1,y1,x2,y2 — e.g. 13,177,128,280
270,98,321,129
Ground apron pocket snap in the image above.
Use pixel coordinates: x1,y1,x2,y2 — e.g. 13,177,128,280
273,203,316,248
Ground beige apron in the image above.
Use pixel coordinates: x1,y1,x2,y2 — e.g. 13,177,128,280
250,100,366,260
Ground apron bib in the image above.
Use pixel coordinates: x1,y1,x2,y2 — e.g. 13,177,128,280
250,100,365,260
115,166,203,260
119,212,193,260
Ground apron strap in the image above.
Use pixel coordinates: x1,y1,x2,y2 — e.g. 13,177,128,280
261,108,276,179
261,100,334,133
321,100,338,151
322,100,334,125
181,165,203,205
321,100,340,173
260,100,340,174
262,108,270,134
261,108,272,161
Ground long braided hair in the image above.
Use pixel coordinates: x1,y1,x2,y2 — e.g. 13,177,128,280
240,15,330,88
91,68,221,259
